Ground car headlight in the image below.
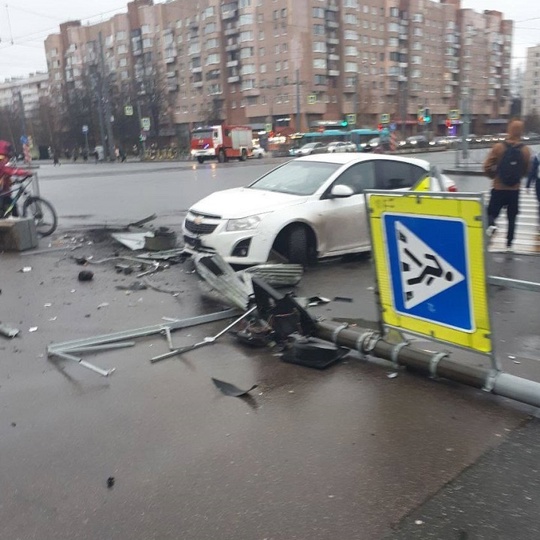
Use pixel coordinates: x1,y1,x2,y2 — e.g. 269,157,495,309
226,214,264,232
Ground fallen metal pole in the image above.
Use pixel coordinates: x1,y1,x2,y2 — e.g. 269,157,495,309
49,350,115,377
488,276,540,294
48,308,239,352
316,320,540,409
151,306,257,363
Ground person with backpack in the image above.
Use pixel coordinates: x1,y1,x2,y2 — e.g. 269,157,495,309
483,119,531,252
526,151,540,231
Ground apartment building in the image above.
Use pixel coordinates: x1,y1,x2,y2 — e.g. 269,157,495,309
0,73,49,140
523,45,540,118
43,0,513,144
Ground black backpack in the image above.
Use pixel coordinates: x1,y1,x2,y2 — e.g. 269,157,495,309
497,142,525,186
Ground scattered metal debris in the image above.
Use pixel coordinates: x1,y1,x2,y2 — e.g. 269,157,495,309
151,306,257,363
111,232,154,251
0,324,19,338
107,477,115,488
241,263,304,287
211,378,258,397
116,281,148,291
194,254,250,310
333,296,354,303
20,267,32,273
126,214,157,228
28,327,38,333
47,308,239,377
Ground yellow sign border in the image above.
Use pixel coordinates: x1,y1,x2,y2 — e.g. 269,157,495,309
369,193,491,353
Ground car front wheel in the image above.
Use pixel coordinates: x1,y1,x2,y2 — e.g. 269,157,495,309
287,226,309,265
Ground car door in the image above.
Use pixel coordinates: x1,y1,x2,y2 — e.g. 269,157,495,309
316,161,377,254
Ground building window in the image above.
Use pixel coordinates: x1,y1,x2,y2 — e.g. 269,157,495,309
312,7,324,18
313,58,327,69
313,41,326,53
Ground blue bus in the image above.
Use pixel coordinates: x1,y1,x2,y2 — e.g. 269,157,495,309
290,128,380,152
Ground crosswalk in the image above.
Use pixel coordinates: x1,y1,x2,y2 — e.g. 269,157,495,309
487,190,540,254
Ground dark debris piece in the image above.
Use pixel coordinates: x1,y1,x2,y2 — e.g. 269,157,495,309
211,378,258,397
78,270,94,282
107,477,115,488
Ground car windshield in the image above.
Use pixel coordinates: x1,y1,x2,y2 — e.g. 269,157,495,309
300,143,318,149
249,160,341,196
191,130,213,140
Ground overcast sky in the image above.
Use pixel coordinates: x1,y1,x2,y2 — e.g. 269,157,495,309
0,0,537,80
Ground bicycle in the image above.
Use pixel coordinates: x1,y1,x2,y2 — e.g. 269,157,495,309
1,175,58,237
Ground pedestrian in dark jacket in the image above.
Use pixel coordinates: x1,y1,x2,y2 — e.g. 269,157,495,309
483,119,531,252
526,152,540,231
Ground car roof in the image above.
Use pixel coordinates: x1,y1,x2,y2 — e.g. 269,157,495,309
294,153,430,170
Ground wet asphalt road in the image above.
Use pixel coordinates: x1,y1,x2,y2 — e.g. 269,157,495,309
1,152,540,539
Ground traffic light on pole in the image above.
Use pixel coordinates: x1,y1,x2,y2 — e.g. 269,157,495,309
423,108,431,123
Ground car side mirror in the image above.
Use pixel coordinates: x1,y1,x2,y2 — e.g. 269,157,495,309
330,184,355,198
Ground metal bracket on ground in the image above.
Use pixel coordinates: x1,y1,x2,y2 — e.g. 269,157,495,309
429,351,448,379
483,369,499,392
391,341,410,367
331,323,348,343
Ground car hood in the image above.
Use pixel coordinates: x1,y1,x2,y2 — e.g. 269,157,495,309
189,187,307,219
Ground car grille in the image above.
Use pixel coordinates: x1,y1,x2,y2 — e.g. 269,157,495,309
184,220,218,235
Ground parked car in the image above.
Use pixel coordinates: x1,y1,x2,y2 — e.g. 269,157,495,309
182,153,457,266
399,135,429,149
362,137,382,152
429,136,449,147
251,146,266,159
326,141,357,153
294,142,328,156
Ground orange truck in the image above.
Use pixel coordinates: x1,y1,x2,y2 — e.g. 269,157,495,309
190,124,253,164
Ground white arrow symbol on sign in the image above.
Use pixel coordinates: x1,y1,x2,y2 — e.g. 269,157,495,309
395,221,464,309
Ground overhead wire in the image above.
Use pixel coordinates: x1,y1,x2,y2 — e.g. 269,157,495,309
0,3,129,51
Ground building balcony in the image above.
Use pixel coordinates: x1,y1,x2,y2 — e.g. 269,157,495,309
326,4,338,12
326,21,339,29
328,69,340,77
193,81,203,88
328,53,340,61
226,60,239,67
192,66,202,73
222,8,238,20
226,43,239,52
228,75,240,83
241,87,261,96
399,62,408,68
165,56,177,64
327,37,339,45
225,26,239,36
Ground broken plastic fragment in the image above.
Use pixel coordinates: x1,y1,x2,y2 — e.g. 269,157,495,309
211,378,257,397
387,372,399,379
29,327,38,333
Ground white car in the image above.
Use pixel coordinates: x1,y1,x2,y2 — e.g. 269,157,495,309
182,154,457,266
251,146,266,159
294,142,327,156
327,141,357,153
